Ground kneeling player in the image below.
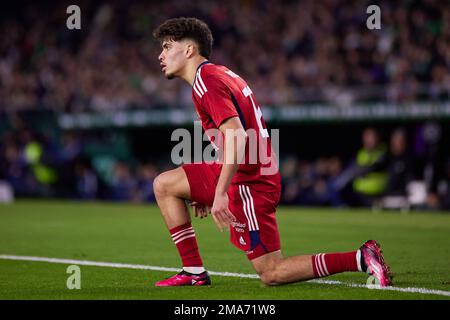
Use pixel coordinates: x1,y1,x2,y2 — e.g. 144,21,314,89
151,17,392,287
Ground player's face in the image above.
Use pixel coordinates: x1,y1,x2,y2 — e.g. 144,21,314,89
158,40,187,80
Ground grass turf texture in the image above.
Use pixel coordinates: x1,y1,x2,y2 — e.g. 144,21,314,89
0,200,449,300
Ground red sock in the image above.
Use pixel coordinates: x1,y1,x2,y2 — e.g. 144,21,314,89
311,251,359,278
170,222,203,267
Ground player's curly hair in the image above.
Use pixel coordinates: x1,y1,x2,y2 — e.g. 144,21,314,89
153,17,213,59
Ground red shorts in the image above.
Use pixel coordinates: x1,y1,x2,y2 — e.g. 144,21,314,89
182,162,281,260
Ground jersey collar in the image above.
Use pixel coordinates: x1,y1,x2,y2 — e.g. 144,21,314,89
192,60,210,87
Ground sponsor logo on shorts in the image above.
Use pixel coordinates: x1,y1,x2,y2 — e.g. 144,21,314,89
232,221,246,233
231,221,246,228
239,236,247,246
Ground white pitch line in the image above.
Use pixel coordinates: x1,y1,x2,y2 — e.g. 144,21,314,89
1,254,449,298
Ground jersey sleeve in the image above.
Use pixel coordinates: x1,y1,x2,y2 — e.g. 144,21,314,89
200,75,239,128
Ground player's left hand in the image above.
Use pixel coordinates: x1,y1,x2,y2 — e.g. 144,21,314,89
211,192,236,232
190,201,210,219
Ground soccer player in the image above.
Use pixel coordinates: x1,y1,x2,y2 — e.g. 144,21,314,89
152,17,392,287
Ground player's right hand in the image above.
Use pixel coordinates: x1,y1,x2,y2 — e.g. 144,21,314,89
210,192,236,232
190,201,210,219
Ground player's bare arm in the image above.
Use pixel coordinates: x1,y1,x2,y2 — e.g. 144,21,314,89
210,116,246,231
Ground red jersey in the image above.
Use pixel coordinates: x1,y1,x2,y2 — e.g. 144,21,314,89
191,61,281,192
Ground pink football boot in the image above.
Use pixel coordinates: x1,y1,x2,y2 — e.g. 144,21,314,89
359,240,393,287
155,270,211,287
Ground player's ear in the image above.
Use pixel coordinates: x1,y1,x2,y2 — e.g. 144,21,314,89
185,42,196,58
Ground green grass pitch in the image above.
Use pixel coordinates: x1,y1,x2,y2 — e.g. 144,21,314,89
0,200,449,300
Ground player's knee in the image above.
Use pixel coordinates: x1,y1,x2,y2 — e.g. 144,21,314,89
153,173,170,199
259,268,282,286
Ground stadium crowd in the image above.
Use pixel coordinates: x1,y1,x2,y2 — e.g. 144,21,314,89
1,121,449,210
280,125,450,211
0,0,449,113
1,1,449,210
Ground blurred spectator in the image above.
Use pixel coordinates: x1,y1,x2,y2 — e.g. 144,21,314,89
280,156,344,207
352,128,388,204
437,158,450,210
135,163,158,202
110,161,137,202
384,128,414,196
75,160,98,200
325,156,345,207
2,142,38,196
335,128,388,207
280,157,302,204
58,132,82,163
374,128,415,210
302,158,334,206
409,122,444,210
